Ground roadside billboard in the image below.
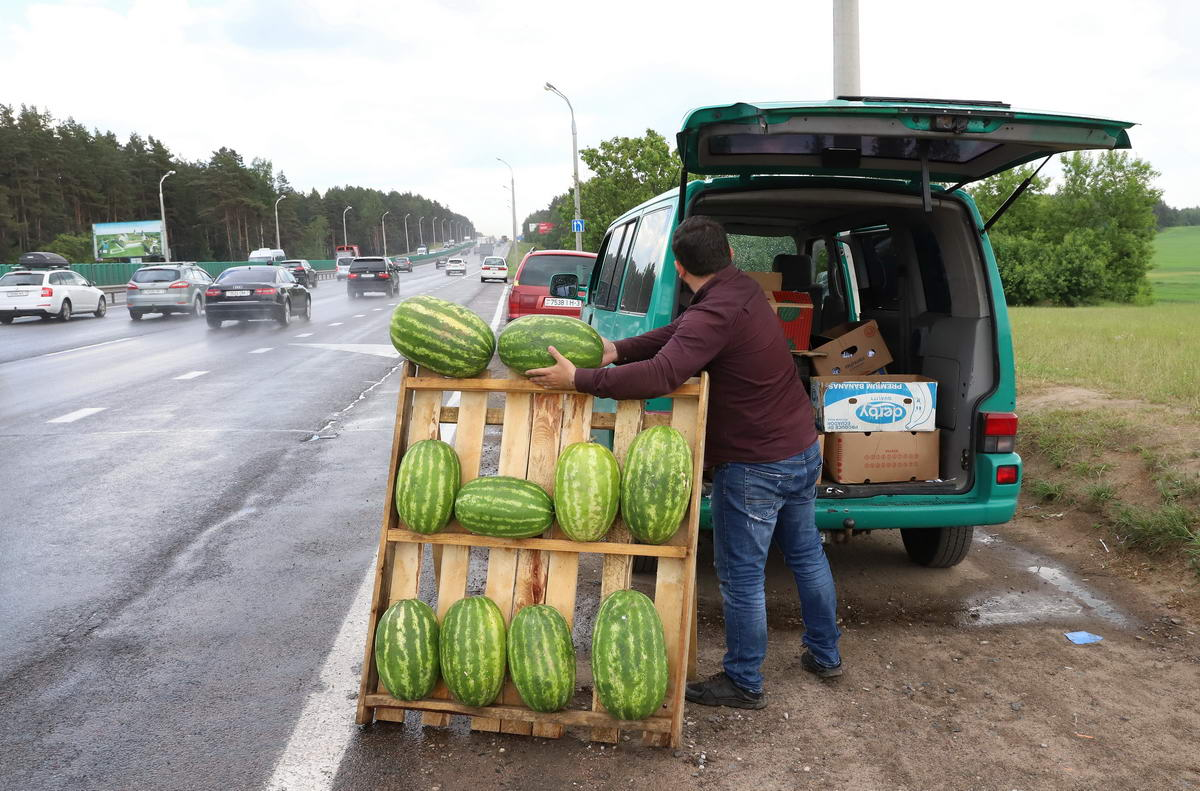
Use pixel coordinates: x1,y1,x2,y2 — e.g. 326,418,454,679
93,220,163,260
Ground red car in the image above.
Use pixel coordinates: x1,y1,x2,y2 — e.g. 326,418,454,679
507,249,597,320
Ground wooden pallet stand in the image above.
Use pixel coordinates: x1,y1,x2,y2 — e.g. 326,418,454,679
356,363,708,748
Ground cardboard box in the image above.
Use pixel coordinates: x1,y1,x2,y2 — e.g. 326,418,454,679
811,375,938,433
745,271,782,292
810,320,893,376
768,290,814,351
825,430,940,484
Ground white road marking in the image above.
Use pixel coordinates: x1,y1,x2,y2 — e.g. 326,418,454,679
292,343,399,359
47,407,105,424
173,370,209,380
372,308,383,311
249,347,273,354
295,332,314,338
328,322,344,327
352,314,365,318
30,336,134,361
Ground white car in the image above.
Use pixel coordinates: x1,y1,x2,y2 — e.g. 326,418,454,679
480,256,508,283
335,257,353,280
0,268,108,324
444,258,466,276
416,246,428,255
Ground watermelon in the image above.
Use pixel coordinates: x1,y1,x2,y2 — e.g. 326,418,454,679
454,476,554,538
497,315,604,374
439,596,506,706
395,439,461,534
591,589,669,721
507,604,576,712
621,426,693,544
390,295,495,378
554,442,620,542
374,599,439,701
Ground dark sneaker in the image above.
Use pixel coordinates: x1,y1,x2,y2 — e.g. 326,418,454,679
800,651,844,679
685,672,766,709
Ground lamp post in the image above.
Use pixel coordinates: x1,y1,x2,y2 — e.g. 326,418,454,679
544,82,583,251
441,218,448,242
381,209,391,258
273,194,287,250
431,216,439,246
418,216,425,247
497,157,517,251
403,213,411,254
158,169,176,261
342,205,353,247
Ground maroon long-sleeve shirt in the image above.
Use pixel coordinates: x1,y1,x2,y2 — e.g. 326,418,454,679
573,266,816,467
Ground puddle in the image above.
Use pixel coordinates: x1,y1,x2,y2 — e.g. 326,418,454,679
964,532,1131,628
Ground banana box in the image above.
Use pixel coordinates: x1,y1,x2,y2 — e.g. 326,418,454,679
810,375,938,433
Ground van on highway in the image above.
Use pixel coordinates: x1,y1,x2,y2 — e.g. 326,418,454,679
580,97,1135,567
248,248,286,265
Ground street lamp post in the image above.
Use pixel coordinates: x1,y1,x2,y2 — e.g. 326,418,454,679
431,216,439,246
544,82,583,251
418,216,425,248
441,219,448,242
381,210,391,258
274,194,287,250
403,213,411,254
158,169,176,261
497,157,517,252
342,205,353,247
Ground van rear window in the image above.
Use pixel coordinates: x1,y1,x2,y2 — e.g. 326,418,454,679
518,255,588,287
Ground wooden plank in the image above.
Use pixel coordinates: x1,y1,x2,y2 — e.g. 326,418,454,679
591,398,645,743
475,390,533,733
362,695,673,733
384,530,688,558
532,393,591,739
422,386,488,727
407,376,703,398
437,406,670,431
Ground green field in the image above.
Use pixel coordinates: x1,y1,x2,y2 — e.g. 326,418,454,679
1148,226,1200,302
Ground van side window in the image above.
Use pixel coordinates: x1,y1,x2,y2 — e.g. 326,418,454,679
911,227,952,314
619,207,672,315
592,220,634,311
856,230,903,311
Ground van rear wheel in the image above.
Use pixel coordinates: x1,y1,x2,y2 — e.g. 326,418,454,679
900,526,974,568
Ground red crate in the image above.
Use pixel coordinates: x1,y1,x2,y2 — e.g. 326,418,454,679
769,290,814,351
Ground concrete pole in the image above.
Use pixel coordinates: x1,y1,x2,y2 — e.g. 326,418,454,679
545,83,583,251
833,0,861,98
342,205,352,247
381,209,390,257
497,157,517,254
274,195,286,250
158,170,175,261
403,213,410,254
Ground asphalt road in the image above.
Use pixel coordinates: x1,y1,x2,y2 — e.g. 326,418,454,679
0,249,511,791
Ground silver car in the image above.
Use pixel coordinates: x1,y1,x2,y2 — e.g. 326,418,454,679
126,264,213,320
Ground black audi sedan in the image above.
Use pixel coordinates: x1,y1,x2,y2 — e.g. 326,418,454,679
205,266,312,329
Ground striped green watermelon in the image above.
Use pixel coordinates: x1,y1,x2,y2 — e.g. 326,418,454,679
591,589,668,721
507,604,576,712
439,596,506,706
621,426,692,544
497,315,604,375
395,439,461,534
454,476,554,538
374,599,439,701
390,295,495,378
554,442,619,542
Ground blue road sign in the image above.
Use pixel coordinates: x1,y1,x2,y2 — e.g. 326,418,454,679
571,219,585,233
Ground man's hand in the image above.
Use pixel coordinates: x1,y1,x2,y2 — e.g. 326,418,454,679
526,346,577,390
601,338,618,367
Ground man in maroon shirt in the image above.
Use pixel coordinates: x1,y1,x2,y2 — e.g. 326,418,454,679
527,216,842,708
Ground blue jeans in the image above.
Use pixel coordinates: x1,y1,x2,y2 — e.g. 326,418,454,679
711,441,841,693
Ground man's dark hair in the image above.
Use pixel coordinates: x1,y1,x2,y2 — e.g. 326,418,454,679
671,216,731,276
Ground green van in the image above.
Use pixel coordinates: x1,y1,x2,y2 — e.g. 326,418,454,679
581,97,1133,567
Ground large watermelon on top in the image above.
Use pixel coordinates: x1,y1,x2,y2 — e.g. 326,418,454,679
390,295,495,378
454,476,554,538
621,426,692,544
395,439,461,534
507,604,575,712
374,598,439,701
439,596,507,707
554,442,620,542
497,315,604,375
591,589,668,721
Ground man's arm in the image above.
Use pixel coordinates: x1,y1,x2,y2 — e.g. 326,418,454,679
612,318,679,364
574,308,723,400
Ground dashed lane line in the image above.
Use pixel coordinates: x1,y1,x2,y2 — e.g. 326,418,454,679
249,347,273,354
47,407,106,424
352,314,365,318
173,370,209,380
295,332,314,338
328,322,344,327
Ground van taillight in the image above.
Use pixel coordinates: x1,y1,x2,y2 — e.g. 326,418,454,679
981,412,1018,453
41,287,53,298
996,465,1019,485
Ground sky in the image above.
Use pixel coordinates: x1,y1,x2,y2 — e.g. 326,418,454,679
2,0,1199,236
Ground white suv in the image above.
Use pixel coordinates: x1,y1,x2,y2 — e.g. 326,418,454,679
480,256,508,283
0,268,108,324
444,258,466,276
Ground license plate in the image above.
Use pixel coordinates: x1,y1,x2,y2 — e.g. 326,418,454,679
226,290,251,297
543,298,581,308
6,291,27,297
144,288,166,295
361,273,374,278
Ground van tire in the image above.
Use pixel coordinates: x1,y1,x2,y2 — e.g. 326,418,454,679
901,526,974,568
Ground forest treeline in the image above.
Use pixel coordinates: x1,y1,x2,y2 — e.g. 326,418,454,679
0,105,471,264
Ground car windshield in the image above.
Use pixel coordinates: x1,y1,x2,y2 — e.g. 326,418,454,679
351,261,387,272
132,268,180,283
0,272,45,286
218,268,276,283
518,255,589,287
